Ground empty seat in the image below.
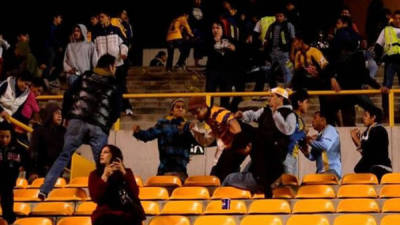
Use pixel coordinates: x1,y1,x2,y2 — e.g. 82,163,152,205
47,188,87,201
252,193,265,199
273,187,295,199
205,200,247,214
381,173,400,184
337,185,377,198
14,217,53,225
333,214,377,225
292,199,335,213
161,201,203,215
379,185,400,198
57,217,91,225
139,187,169,200
184,176,221,187
302,174,339,185
30,178,66,188
170,187,210,200
248,199,290,214
149,216,191,225
281,174,299,186
14,189,40,201
382,198,400,212
286,215,330,225
240,215,283,225
135,176,144,187
141,201,160,215
145,176,182,187
67,177,88,188
296,185,335,199
381,215,400,225
341,173,378,185
0,202,31,216
15,178,28,188
212,187,251,199
337,199,380,213
75,202,97,215
32,202,74,215
194,216,236,225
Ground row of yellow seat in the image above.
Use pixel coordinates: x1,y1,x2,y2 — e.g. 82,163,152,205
14,188,88,202
0,217,90,225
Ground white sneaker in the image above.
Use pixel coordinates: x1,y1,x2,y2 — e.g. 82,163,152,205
125,109,133,116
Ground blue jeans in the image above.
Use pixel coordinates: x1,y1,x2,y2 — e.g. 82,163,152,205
270,50,293,86
67,74,79,87
283,153,298,176
40,119,108,195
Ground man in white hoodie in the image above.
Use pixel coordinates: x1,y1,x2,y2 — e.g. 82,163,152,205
63,24,98,86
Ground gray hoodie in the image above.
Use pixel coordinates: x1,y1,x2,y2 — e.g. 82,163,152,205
63,24,98,76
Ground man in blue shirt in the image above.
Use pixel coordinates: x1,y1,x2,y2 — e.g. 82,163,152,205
303,111,342,178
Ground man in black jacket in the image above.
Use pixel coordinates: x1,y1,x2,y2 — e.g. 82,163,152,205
38,54,122,200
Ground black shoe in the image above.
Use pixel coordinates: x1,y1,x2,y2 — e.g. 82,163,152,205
38,192,47,201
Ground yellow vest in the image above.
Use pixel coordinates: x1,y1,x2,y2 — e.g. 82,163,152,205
111,18,127,38
384,26,400,56
259,16,276,41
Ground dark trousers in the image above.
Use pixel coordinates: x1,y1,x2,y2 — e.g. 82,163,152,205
210,149,248,182
382,61,400,117
1,181,16,224
43,47,62,81
205,70,233,109
116,64,132,111
166,39,190,69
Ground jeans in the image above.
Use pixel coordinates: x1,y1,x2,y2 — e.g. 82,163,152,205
283,153,298,176
40,119,108,195
166,39,190,69
67,74,79,87
222,171,261,192
270,50,293,86
382,62,400,116
367,58,378,78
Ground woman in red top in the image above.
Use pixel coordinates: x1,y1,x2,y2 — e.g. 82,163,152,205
89,145,145,225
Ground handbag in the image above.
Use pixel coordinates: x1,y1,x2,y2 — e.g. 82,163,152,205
117,181,146,221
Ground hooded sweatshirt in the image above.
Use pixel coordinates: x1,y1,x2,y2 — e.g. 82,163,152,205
63,24,98,76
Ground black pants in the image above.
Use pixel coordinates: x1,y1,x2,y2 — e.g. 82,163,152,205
210,148,248,183
1,182,16,224
166,39,190,69
205,70,233,109
116,64,132,111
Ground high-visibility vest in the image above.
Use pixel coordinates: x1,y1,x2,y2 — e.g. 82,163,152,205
259,16,276,41
384,26,400,56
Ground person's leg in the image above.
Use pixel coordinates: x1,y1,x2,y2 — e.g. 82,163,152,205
87,124,109,163
219,71,233,109
210,149,247,182
166,41,175,70
43,47,57,80
341,96,356,126
230,71,244,111
1,184,16,224
367,57,378,78
283,153,298,176
40,119,87,195
276,51,293,87
205,71,219,106
382,62,395,118
370,165,391,182
176,39,190,67
116,64,132,112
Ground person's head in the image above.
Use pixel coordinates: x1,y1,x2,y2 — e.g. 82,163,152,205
120,9,129,21
340,7,351,17
41,103,62,126
156,51,167,62
53,13,63,26
170,98,186,118
336,16,352,29
312,111,327,132
98,145,124,172
392,10,400,28
269,87,289,109
98,11,111,26
363,107,382,126
194,0,202,7
286,1,295,11
31,77,45,97
212,21,224,39
90,15,99,26
72,25,84,42
275,11,286,23
0,122,13,147
222,1,233,11
17,31,29,42
96,54,116,75
188,97,209,121
16,71,33,92
290,89,310,114
384,8,392,20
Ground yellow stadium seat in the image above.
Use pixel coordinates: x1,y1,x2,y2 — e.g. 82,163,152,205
184,176,221,187
379,185,400,198
0,202,31,216
75,202,97,215
248,199,290,214
194,216,236,225
30,178,66,188
170,187,210,200
212,187,251,199
47,188,87,201
252,193,265,199
16,178,28,188
292,199,335,213
32,202,74,216
139,187,169,200
240,215,283,225
382,198,400,212
281,174,299,186
149,216,191,225
296,185,335,199
337,185,377,198
302,174,339,185
341,173,378,185
141,201,160,215
135,176,144,187
14,189,40,201
145,176,182,187
14,217,53,225
273,186,295,199
161,200,203,215
337,199,380,213
286,215,330,225
333,214,377,225
67,177,88,188
381,173,400,184
381,215,400,225
56,217,91,225
204,200,247,214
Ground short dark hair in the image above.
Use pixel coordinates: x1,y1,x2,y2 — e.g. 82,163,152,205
156,51,166,58
314,111,327,119
365,107,383,123
17,71,33,82
52,12,63,19
32,77,45,88
98,10,111,17
0,121,13,132
96,54,116,68
290,89,310,110
394,10,400,16
338,15,352,26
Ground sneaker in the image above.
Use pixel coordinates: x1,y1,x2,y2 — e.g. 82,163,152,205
125,109,133,116
38,192,47,201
